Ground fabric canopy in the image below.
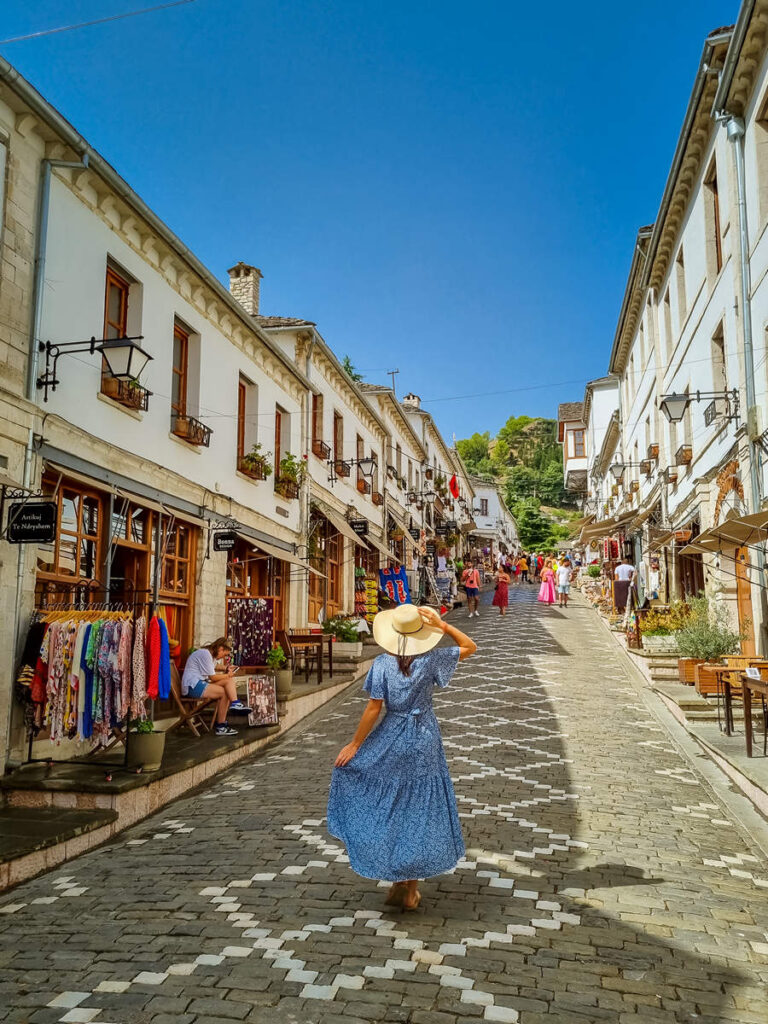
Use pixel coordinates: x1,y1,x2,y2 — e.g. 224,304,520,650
387,506,418,552
365,531,400,563
237,531,325,577
311,497,369,549
680,511,768,553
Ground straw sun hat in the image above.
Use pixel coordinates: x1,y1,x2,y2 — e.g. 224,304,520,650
373,604,444,657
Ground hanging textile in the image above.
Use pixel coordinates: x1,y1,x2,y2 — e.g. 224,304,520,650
227,597,274,666
147,614,172,700
131,616,148,718
379,566,411,605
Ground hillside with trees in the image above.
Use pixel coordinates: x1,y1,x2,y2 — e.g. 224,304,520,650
457,416,579,550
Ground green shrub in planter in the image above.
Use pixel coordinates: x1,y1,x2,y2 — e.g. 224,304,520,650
127,718,165,772
673,596,742,661
586,564,602,579
266,643,292,695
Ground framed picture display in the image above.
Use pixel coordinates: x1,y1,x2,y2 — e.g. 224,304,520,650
246,674,279,727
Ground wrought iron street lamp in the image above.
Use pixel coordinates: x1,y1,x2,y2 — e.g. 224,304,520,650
36,335,152,403
659,388,739,424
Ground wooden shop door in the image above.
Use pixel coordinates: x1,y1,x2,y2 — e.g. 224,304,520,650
735,546,756,656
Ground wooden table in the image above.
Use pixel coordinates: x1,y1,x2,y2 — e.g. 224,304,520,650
288,632,334,685
698,665,738,735
741,673,768,757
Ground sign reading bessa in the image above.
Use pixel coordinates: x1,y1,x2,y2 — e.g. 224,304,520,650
213,530,238,552
349,519,369,537
7,501,57,544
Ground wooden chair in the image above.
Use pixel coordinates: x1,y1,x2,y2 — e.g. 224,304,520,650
278,630,318,683
169,663,217,737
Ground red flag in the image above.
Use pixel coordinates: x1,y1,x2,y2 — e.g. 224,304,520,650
449,474,460,498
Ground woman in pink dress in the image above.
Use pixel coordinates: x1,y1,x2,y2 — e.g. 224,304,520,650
492,566,511,615
537,558,557,605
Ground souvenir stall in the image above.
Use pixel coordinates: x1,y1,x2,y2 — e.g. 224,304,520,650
226,596,275,667
14,599,171,770
354,541,380,624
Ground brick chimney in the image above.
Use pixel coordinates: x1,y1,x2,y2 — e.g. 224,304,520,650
228,262,263,316
402,393,421,410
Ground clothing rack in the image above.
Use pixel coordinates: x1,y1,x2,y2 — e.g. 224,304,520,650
21,586,154,777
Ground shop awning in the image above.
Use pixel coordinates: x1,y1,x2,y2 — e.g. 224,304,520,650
387,506,418,552
163,504,208,528
237,532,325,577
365,531,400,563
115,487,166,515
679,511,768,553
311,497,369,549
46,462,117,495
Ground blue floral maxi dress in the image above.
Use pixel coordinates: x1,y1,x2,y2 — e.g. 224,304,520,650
327,646,465,881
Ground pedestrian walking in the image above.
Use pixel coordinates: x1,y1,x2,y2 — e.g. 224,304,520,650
556,557,572,608
537,558,557,605
327,604,477,911
462,562,482,617
518,554,529,583
492,564,511,615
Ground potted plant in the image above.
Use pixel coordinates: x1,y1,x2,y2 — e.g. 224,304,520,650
127,718,166,772
673,597,743,692
322,616,363,659
239,442,273,481
266,643,292,696
275,452,304,498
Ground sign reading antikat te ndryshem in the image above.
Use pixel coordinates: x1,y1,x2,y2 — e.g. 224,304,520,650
6,501,57,544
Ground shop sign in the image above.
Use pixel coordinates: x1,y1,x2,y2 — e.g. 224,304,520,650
349,518,369,537
426,541,437,557
409,527,420,541
213,530,238,552
445,520,457,530
6,501,56,544
435,524,448,537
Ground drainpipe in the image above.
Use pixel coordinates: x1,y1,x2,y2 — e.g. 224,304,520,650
8,153,89,761
723,113,766,652
303,333,317,625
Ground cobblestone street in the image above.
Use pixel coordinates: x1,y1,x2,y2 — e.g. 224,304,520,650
2,587,768,1024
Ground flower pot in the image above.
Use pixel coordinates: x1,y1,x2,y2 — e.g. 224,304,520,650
275,668,293,696
127,730,166,772
642,635,679,654
694,661,722,696
678,657,706,685
333,641,363,659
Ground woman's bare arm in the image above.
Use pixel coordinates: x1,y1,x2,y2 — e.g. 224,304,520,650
334,698,383,766
419,606,477,661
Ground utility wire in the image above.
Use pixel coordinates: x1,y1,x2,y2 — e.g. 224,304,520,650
0,0,198,46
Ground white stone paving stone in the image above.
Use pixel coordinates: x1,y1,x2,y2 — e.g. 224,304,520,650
363,965,395,979
462,988,494,1005
195,954,224,966
166,963,196,976
59,1011,101,1024
47,993,89,1009
94,981,130,993
131,972,167,985
484,1006,519,1022
334,974,365,990
300,984,337,1000
285,969,318,984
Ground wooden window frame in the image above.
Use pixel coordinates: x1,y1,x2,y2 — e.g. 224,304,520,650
480,498,489,517
312,393,323,444
573,429,585,458
160,520,192,600
37,478,102,588
333,411,344,462
237,379,247,460
104,266,129,340
275,407,284,468
172,323,189,418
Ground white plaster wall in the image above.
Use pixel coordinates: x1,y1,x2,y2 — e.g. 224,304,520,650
39,176,302,534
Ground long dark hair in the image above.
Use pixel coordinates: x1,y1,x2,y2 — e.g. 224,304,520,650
397,655,416,677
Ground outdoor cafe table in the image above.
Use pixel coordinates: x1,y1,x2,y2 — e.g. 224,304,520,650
741,671,768,758
288,631,334,685
704,659,768,737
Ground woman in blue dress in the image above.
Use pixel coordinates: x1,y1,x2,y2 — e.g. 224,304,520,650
328,604,477,911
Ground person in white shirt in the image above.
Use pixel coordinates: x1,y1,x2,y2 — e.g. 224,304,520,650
181,637,249,737
614,559,636,583
556,559,572,607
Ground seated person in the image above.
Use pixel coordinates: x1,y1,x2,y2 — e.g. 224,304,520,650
181,637,249,737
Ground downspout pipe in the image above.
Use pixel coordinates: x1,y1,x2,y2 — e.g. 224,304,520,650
721,112,766,654
9,152,88,763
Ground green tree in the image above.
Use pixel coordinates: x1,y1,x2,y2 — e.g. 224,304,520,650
505,466,537,504
490,437,511,471
512,499,552,550
456,432,491,474
341,355,363,382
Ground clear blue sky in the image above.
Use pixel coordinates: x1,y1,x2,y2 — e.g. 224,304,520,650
2,0,738,440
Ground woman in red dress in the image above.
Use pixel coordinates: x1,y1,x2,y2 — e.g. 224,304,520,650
492,566,511,615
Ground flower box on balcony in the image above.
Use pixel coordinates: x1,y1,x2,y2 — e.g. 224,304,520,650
334,459,352,478
101,376,151,411
629,480,639,493
647,443,659,459
611,484,619,496
357,479,371,495
312,439,331,460
640,459,651,476
665,467,678,484
171,413,212,447
238,455,269,481
675,445,693,466
274,478,300,500
372,491,383,506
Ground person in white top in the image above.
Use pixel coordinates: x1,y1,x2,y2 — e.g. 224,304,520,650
614,559,636,583
556,558,572,608
181,637,249,737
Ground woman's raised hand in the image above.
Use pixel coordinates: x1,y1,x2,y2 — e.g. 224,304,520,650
418,606,444,629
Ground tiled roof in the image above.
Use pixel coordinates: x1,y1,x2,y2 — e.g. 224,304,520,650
358,383,390,393
557,401,584,422
254,315,316,328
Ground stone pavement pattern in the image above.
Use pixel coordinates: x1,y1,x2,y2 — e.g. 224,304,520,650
2,586,768,1024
